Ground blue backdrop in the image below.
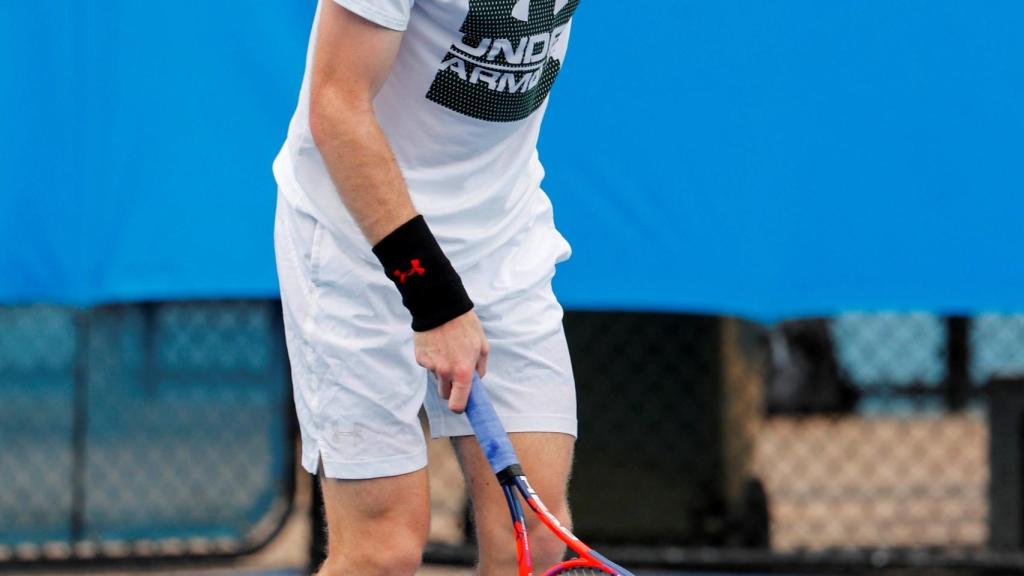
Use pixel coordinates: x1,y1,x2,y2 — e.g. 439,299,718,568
3,1,1023,319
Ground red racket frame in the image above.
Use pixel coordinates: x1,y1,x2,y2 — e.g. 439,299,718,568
499,472,632,576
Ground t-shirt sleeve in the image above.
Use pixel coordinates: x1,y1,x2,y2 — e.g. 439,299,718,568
331,0,415,32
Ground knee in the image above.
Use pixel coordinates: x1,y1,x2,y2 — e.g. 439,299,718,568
527,520,569,568
478,527,567,572
382,539,426,575
528,500,572,567
320,548,423,576
478,507,571,572
320,528,425,576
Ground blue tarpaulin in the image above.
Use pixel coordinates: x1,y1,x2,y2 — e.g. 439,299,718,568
3,1,1023,319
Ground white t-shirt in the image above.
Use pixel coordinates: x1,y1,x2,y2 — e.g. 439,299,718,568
273,0,578,267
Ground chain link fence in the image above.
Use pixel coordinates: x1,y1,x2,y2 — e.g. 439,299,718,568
0,301,294,566
6,303,1024,572
419,311,1024,572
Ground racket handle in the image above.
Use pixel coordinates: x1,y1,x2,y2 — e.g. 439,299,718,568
465,374,521,475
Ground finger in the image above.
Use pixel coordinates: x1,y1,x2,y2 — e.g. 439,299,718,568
448,366,473,413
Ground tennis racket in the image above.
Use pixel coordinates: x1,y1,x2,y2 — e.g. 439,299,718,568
465,374,635,576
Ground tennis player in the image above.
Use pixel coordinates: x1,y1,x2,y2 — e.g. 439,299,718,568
273,1,579,574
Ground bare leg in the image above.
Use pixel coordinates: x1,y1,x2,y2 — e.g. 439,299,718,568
453,432,575,575
315,465,430,576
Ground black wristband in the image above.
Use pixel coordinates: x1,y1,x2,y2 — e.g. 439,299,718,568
372,215,474,332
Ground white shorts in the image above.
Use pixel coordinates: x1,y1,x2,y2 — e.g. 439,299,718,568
274,191,577,480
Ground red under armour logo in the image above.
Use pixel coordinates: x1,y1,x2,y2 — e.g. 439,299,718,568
393,259,426,284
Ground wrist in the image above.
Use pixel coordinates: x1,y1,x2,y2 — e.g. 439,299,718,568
372,215,474,332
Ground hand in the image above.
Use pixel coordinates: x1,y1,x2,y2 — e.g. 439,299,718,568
414,310,489,413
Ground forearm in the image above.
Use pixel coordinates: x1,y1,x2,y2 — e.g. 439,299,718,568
311,91,472,331
303,2,485,404
309,95,417,245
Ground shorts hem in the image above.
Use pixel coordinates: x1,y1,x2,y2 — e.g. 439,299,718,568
302,446,428,480
428,413,577,440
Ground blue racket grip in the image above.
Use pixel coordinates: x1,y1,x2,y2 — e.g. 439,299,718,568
465,374,520,475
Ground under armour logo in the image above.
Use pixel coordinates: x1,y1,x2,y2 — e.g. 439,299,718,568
393,259,426,284
512,0,570,22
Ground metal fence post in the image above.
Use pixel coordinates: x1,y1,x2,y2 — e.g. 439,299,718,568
990,377,1024,550
945,316,971,411
70,310,91,545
